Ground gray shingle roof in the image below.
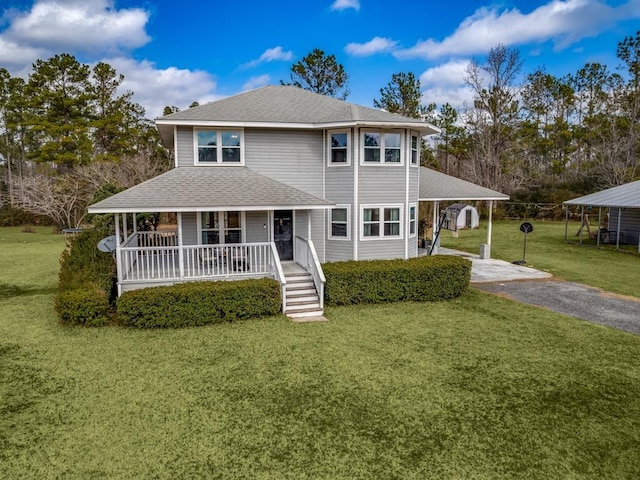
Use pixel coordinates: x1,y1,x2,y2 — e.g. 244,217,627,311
563,180,640,208
158,85,437,130
88,167,334,214
419,167,509,201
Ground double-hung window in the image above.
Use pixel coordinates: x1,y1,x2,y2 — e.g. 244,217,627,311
328,131,350,165
362,131,402,164
329,206,350,239
361,206,402,239
201,211,243,244
408,204,417,237
196,129,243,164
411,134,419,166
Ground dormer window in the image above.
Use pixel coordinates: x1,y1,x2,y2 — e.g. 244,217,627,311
195,129,243,164
328,130,350,166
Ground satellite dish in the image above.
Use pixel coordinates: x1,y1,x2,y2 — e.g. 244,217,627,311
97,235,117,253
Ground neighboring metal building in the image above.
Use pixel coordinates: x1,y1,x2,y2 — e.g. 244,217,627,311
563,180,640,251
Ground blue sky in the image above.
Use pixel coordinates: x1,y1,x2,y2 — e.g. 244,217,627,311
0,0,639,118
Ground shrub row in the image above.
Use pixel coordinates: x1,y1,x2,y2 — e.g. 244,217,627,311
323,255,471,306
54,228,115,326
116,278,281,328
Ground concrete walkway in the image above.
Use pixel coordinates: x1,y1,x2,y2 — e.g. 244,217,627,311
432,247,553,283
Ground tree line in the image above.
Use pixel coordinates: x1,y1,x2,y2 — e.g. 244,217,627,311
0,54,171,228
1,35,638,228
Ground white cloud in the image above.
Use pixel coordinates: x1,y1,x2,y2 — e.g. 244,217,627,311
395,0,640,59
330,0,360,11
419,60,474,108
106,57,219,119
345,36,398,56
3,0,149,55
242,74,271,91
243,46,293,68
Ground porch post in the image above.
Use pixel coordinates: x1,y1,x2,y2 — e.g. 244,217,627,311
177,212,185,278
114,214,123,296
133,213,137,234
123,214,128,242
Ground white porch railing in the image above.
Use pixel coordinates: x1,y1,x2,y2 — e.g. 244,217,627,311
119,242,277,283
121,230,178,249
294,235,326,309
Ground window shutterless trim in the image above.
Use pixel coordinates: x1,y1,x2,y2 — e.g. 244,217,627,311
359,204,403,241
328,204,351,240
327,129,351,166
360,129,404,166
193,127,245,165
408,203,417,237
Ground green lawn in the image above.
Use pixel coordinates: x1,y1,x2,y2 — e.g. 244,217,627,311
1,226,640,479
440,220,640,298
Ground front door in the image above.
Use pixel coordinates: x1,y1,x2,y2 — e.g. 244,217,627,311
274,210,293,261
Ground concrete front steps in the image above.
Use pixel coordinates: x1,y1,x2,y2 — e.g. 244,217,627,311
283,271,324,319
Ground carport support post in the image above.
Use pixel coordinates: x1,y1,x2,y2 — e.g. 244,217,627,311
564,205,568,241
579,205,584,244
616,207,621,250
597,207,602,247
486,200,493,258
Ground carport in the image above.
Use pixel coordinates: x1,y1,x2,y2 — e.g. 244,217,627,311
419,167,509,258
563,180,640,252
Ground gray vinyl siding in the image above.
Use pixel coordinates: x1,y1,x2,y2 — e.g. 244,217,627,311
181,212,198,245
244,129,324,196
176,126,194,167
294,210,308,238
245,211,269,242
358,239,406,260
358,167,407,204
609,208,640,245
309,210,325,263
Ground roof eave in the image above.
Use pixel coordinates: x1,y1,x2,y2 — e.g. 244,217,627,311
88,204,334,215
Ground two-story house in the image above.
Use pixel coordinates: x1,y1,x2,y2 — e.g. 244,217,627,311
88,86,439,318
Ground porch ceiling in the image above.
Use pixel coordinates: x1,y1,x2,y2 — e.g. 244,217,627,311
88,167,334,214
419,167,509,202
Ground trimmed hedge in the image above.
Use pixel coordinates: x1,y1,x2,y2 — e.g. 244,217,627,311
117,278,281,328
54,228,115,326
323,255,471,306
54,285,111,327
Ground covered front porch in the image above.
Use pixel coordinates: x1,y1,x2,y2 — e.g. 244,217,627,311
88,167,333,316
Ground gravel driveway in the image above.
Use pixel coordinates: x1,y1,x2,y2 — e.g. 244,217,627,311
476,280,640,335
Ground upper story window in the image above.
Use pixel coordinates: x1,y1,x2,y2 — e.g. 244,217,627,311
195,129,243,164
411,134,419,166
328,130,350,165
362,131,402,164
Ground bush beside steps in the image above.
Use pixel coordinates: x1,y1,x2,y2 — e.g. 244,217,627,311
323,255,471,306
